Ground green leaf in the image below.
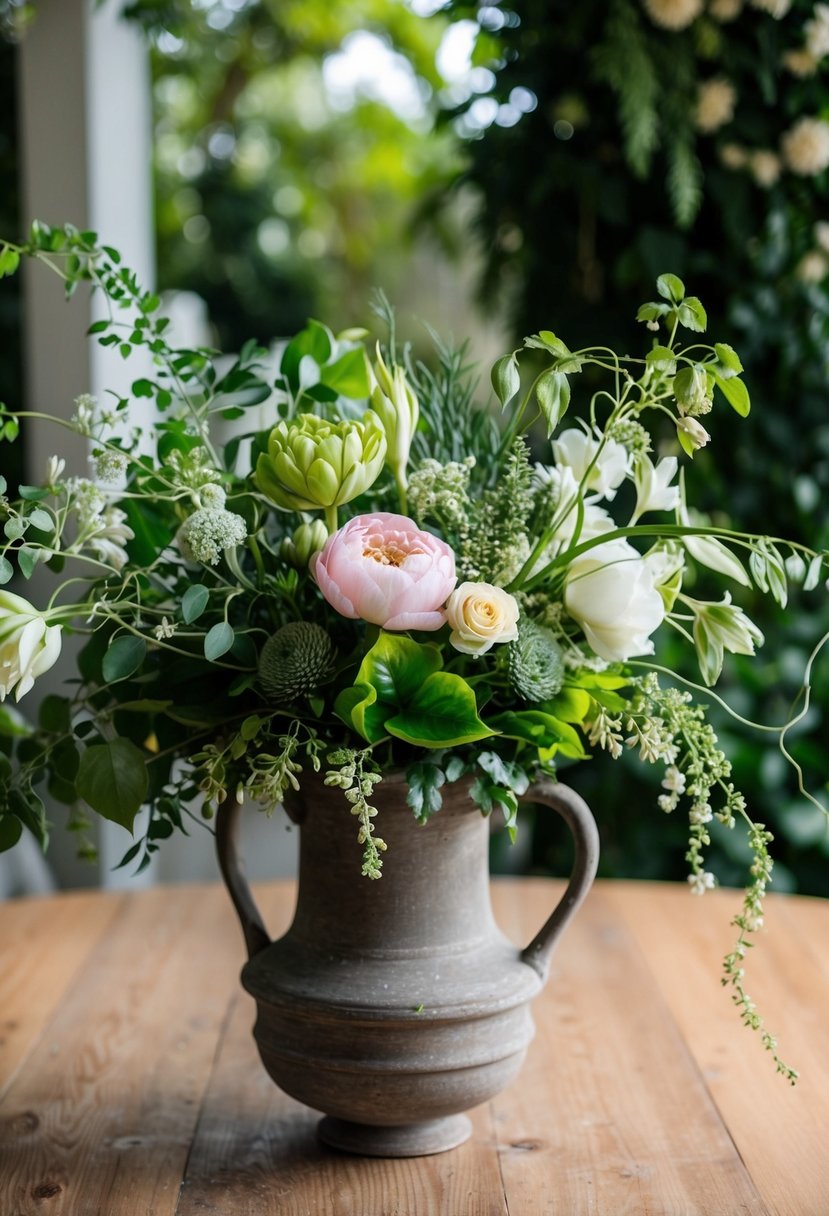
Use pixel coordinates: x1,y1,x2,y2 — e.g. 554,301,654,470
713,373,750,417
0,704,34,738
386,672,494,748
321,347,370,398
677,296,707,333
657,274,685,304
102,635,147,683
490,353,520,407
546,687,592,723
477,751,529,795
406,761,446,823
646,345,677,374
27,508,53,532
38,694,71,734
0,248,20,278
714,343,743,376
76,738,149,830
0,815,22,852
636,301,670,324
0,555,12,584
280,319,333,390
240,714,264,741
334,681,385,743
356,632,443,713
4,516,27,541
204,622,234,661
524,330,570,357
182,583,209,624
8,786,49,849
692,615,724,687
489,710,588,760
17,546,47,579
535,370,571,436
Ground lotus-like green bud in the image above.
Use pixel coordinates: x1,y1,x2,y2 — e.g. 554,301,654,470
370,346,419,503
280,519,330,569
254,413,386,531
258,622,335,702
508,618,565,702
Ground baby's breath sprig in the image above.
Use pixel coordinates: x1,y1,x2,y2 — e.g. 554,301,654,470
325,748,386,879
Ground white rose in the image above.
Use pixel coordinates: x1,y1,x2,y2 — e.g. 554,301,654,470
552,428,630,501
564,540,665,661
0,590,63,702
446,582,520,656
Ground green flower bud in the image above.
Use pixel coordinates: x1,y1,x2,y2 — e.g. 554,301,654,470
258,622,335,702
370,345,419,502
255,413,387,529
280,519,330,569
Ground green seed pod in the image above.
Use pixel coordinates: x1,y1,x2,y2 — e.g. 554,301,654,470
508,618,565,702
258,622,334,702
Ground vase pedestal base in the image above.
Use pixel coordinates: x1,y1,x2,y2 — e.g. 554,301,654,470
317,1113,472,1158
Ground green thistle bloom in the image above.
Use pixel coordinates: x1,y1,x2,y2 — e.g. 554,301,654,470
508,618,565,702
258,622,334,702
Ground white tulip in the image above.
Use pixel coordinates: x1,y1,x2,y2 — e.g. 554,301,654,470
564,540,665,661
552,428,630,501
0,591,63,703
631,454,680,523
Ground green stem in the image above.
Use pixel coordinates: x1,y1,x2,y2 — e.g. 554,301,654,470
325,505,338,535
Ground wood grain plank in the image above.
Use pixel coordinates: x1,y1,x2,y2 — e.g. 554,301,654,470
0,886,243,1216
0,891,123,1100
176,886,509,1216
607,882,829,1216
488,880,769,1216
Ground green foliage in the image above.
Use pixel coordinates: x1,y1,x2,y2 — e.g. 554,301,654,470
335,632,494,749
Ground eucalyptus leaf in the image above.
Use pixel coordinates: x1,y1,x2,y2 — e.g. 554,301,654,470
204,622,234,661
182,583,209,624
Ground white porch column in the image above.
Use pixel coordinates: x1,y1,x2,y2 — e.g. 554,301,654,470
17,0,156,889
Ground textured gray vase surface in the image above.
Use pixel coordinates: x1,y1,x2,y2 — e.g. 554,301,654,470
216,771,599,1158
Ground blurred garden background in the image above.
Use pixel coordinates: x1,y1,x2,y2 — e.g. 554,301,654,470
1,0,827,894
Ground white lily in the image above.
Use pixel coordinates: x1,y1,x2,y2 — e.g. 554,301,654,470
631,454,680,523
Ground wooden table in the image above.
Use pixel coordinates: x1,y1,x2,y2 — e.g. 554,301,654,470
1,879,827,1215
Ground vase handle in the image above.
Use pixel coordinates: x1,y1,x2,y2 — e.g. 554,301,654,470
215,796,271,959
518,781,600,981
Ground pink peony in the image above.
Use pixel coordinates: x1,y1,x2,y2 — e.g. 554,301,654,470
311,513,457,631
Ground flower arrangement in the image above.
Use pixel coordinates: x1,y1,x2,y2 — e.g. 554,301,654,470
0,223,827,1079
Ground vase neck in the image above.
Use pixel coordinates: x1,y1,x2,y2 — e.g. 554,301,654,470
287,775,497,956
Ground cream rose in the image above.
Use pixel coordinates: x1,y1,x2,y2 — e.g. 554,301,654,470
446,582,520,656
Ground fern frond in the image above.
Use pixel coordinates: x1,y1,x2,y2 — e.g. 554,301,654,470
592,0,660,178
